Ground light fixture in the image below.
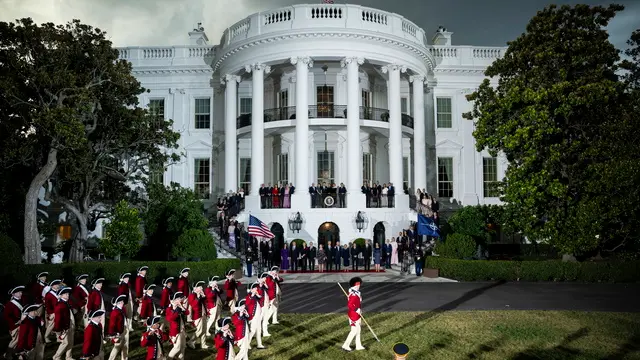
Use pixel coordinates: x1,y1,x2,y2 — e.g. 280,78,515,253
355,211,367,232
288,212,303,233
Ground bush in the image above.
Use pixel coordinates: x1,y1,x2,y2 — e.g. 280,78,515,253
101,200,143,259
353,238,366,248
171,229,217,261
434,233,476,259
290,239,306,248
425,257,640,283
0,233,25,284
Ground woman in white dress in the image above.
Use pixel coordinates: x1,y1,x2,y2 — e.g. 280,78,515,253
381,185,389,207
391,237,399,265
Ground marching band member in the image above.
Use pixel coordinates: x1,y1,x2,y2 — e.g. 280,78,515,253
204,276,222,336
53,287,76,360
15,304,45,360
43,279,62,343
224,269,240,311
87,278,106,338
141,315,168,360
107,294,129,360
341,277,366,352
72,274,90,328
187,281,208,349
159,278,174,314
139,284,157,324
135,266,148,322
264,266,282,328
81,309,106,360
165,292,189,359
28,272,47,318
258,273,271,337
4,285,25,359
231,299,250,360
245,283,265,349
116,273,134,331
176,269,190,308
214,317,235,360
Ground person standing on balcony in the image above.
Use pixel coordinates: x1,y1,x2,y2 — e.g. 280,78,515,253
381,184,389,207
309,183,317,208
361,183,371,208
388,182,396,207
259,184,267,209
271,185,280,208
376,182,383,207
338,183,346,208
283,184,291,208
371,184,379,208
265,183,273,209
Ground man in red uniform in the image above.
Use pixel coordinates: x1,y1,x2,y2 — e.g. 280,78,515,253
53,287,75,360
341,277,365,352
87,278,106,337
214,317,235,360
134,266,148,322
166,292,189,359
141,315,168,360
258,273,272,337
265,266,283,325
108,294,129,360
3,285,25,359
29,272,47,315
15,304,45,360
139,284,157,325
44,279,62,343
82,309,106,360
72,274,90,328
224,269,241,311
187,281,208,349
159,278,174,314
245,283,265,349
117,273,134,332
232,299,250,360
204,276,222,336
176,269,190,308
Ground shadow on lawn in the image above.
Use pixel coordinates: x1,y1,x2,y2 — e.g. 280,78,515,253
509,327,590,359
603,333,640,360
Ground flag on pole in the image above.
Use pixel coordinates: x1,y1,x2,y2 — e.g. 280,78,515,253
248,215,275,239
322,0,334,3
417,213,441,237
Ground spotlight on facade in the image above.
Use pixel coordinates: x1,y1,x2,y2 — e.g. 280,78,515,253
355,211,367,232
288,212,303,233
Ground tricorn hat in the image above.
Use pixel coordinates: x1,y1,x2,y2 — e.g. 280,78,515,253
171,291,184,301
226,269,236,277
349,277,363,287
217,317,231,328
145,284,156,291
58,287,72,296
23,304,41,314
9,286,25,295
112,294,128,305
89,309,105,318
236,298,246,308
194,281,205,288
119,273,131,281
138,266,149,272
49,279,62,287
180,268,190,274
76,274,89,281
209,276,219,283
163,277,174,286
92,278,105,287
270,266,279,272
37,272,48,279
250,282,259,290
259,272,269,279
146,315,162,327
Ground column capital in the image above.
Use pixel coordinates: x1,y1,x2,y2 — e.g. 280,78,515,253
340,57,364,68
409,75,427,84
220,74,241,85
244,63,272,74
290,56,313,68
381,64,407,74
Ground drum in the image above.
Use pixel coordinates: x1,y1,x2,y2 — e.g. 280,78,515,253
393,343,410,359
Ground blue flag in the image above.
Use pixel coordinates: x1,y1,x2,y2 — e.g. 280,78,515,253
417,213,441,237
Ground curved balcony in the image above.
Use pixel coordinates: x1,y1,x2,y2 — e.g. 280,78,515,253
236,105,414,129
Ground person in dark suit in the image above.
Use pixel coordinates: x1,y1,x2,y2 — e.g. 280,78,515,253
350,243,359,271
309,183,318,208
290,242,300,272
388,182,395,207
338,183,347,208
259,184,267,209
333,241,341,271
260,241,268,270
289,183,296,195
363,241,372,271
376,183,383,207
326,241,334,271
266,183,273,208
266,240,274,269
301,243,309,272
308,242,317,272
384,240,392,269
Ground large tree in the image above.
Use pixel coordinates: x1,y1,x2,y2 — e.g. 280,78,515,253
464,4,640,255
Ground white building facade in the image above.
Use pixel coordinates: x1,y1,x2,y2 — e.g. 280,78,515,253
117,3,507,246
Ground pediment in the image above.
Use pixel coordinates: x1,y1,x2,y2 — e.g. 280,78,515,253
435,139,463,149
184,140,212,150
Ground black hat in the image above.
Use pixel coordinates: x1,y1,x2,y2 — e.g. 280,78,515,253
145,284,156,291
9,286,25,295
209,276,219,283
76,274,89,281
259,272,269,279
349,277,363,287
171,292,184,301
112,294,128,305
194,281,205,288
23,304,41,314
180,268,190,274
250,282,259,290
270,266,279,272
49,279,62,287
236,299,246,308
163,277,174,286
58,287,72,296
92,278,105,287
37,272,48,279
146,315,161,327
226,269,236,277
119,273,131,281
89,309,105,318
138,266,149,272
217,317,231,328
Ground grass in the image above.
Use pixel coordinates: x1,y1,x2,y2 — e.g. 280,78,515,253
2,311,639,359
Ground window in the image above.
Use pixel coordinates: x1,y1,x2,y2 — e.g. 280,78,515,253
437,157,454,198
316,86,334,117
363,153,372,186
58,225,72,240
401,97,409,115
279,90,288,107
240,98,252,115
149,160,164,185
239,158,251,194
436,97,452,128
194,98,211,129
483,157,499,197
194,158,210,199
403,157,410,191
361,90,371,108
317,151,335,185
148,99,165,126
277,154,289,186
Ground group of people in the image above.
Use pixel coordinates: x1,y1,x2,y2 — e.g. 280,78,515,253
2,265,284,360
258,183,296,209
308,182,346,208
361,182,397,208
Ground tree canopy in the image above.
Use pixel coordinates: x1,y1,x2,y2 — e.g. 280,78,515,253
101,200,143,259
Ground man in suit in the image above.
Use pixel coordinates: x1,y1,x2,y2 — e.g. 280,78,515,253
266,240,274,269
376,182,383,207
388,182,395,207
363,241,372,271
266,183,273,208
333,241,341,271
301,243,309,272
309,183,317,208
308,242,317,272
259,184,267,209
290,242,300,272
289,183,296,195
338,183,347,208
326,241,334,271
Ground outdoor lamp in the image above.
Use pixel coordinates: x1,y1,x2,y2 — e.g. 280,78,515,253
288,212,303,233
355,211,366,232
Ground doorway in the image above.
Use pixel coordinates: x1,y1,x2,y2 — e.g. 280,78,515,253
318,222,340,248
373,222,385,249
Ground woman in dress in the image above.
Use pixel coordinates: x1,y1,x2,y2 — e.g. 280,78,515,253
317,244,327,272
272,185,280,208
381,184,389,207
283,185,291,208
342,244,350,270
373,242,382,272
391,236,399,265
280,246,289,271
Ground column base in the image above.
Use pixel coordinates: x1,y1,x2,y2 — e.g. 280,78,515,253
347,192,366,209
290,193,310,210
244,195,261,211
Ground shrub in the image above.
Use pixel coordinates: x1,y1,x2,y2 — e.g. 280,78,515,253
434,233,476,259
290,239,306,248
100,200,143,259
0,233,25,284
425,257,640,283
171,229,217,261
353,238,366,248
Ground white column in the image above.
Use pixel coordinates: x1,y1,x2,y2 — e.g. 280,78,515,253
342,57,364,192
246,63,271,196
290,56,313,209
410,75,427,192
382,64,406,192
222,74,240,193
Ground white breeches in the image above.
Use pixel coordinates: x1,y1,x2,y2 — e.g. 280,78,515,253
342,319,363,350
234,337,249,360
205,307,219,335
108,328,129,360
168,332,186,359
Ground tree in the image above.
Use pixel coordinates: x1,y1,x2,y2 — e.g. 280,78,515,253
463,5,636,255
171,229,217,261
100,200,143,259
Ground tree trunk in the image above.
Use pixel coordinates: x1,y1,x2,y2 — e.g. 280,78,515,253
23,148,58,264
68,209,89,263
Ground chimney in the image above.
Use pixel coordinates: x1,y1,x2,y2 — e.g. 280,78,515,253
432,26,452,46
189,22,209,46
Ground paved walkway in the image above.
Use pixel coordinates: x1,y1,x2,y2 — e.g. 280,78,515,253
240,267,456,283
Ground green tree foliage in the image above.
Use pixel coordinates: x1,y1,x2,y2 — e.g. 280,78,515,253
464,4,640,255
171,229,217,261
100,200,143,259
434,233,477,260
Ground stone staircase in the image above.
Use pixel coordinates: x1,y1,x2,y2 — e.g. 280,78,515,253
209,228,243,260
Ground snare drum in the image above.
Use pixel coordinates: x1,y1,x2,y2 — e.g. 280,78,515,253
393,343,410,359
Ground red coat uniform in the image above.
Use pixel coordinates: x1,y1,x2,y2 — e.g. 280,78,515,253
108,307,126,336
87,289,104,313
266,276,277,299
44,290,58,315
139,294,156,319
165,306,189,337
117,282,131,297
177,276,190,297
244,295,260,321
141,329,168,360
135,275,146,299
53,300,73,332
29,281,46,304
204,287,220,310
71,284,89,310
231,312,249,341
214,331,234,360
224,279,240,300
16,316,43,352
4,298,24,332
159,287,173,310
347,291,362,325
82,321,103,358
257,285,266,307
187,293,205,321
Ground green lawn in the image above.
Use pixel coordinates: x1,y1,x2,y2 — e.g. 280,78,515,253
3,311,639,359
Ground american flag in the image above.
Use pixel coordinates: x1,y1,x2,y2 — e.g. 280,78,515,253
248,215,275,239
322,0,334,3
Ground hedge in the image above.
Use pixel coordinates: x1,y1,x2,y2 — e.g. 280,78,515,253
426,257,640,283
2,259,242,293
